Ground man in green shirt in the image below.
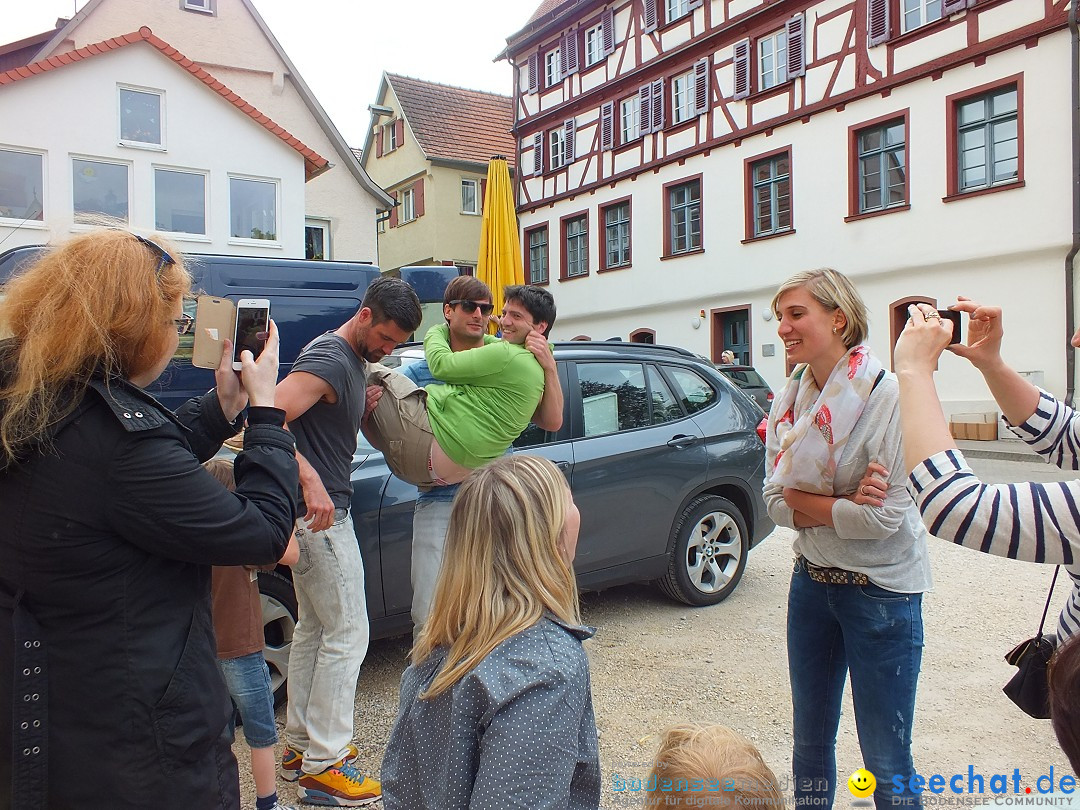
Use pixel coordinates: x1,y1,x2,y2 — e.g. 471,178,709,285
365,285,557,487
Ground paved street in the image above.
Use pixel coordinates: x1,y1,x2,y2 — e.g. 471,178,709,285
244,450,1078,807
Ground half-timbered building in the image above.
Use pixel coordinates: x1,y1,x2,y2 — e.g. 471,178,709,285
503,0,1072,418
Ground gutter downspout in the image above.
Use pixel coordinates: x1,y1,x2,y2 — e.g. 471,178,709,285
1067,1,1080,406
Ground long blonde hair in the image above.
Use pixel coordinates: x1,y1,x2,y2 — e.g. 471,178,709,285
412,454,580,698
0,228,190,465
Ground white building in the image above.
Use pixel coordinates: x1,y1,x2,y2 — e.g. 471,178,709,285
16,0,392,263
0,28,326,256
503,0,1073,417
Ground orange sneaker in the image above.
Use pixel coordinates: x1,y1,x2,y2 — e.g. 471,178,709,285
279,743,358,783
297,758,381,806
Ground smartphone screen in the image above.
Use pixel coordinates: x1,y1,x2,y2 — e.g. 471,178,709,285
233,300,270,369
938,309,962,345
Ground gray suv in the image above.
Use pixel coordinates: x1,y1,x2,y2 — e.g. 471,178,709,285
258,341,773,701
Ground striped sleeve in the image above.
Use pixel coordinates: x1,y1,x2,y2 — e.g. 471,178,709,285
1009,389,1080,471
909,447,1080,641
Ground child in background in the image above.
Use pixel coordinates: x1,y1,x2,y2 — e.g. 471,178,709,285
205,458,299,810
644,723,783,809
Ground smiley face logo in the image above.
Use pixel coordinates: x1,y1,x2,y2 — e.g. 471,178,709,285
848,768,876,798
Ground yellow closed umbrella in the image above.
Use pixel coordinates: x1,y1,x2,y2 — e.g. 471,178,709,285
476,155,523,332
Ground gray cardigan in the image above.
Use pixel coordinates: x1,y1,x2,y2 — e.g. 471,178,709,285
381,615,601,810
764,373,932,593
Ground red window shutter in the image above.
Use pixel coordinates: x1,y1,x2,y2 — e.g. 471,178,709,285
639,83,652,134
480,179,487,212
395,118,404,145
602,7,615,55
388,192,398,228
527,52,539,94
694,57,709,115
942,0,967,12
733,38,751,100
413,178,425,218
786,13,805,78
562,32,579,75
642,0,657,33
867,0,890,46
532,133,543,175
375,130,383,158
600,101,614,149
650,79,664,131
564,118,576,163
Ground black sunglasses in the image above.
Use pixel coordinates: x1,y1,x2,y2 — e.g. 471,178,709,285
174,312,195,336
132,234,176,275
450,299,494,316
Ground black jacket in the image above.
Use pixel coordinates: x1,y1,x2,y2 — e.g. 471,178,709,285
0,374,298,809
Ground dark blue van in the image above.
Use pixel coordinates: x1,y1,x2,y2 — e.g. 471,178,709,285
0,246,458,410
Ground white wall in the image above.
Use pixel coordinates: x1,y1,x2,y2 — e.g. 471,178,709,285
54,0,381,263
0,43,307,255
522,34,1073,413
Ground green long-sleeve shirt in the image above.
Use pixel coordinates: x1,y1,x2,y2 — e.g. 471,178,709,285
423,324,545,469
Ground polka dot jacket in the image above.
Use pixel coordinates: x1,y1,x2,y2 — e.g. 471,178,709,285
381,614,601,809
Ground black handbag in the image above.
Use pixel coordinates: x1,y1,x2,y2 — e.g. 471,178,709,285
1002,567,1060,719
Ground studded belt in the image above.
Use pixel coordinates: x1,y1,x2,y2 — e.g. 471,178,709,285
797,555,870,586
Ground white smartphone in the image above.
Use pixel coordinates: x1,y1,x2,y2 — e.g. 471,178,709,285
232,298,271,371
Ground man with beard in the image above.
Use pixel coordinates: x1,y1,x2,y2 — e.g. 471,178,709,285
274,277,422,806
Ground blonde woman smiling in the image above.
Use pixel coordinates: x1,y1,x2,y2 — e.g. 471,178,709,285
380,455,600,810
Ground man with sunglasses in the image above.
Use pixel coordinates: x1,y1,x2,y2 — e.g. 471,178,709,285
393,277,563,628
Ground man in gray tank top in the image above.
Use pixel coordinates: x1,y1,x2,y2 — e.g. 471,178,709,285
274,277,421,806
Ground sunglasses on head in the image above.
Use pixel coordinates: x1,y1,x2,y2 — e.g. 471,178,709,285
174,312,195,336
132,234,176,276
450,299,494,316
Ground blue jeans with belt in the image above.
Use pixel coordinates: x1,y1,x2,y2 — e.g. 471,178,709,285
787,560,924,810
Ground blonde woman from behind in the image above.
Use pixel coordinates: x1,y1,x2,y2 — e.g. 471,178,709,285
381,455,601,810
644,723,783,809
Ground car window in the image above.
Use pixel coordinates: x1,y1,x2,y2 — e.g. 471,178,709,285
578,362,648,436
647,366,684,425
721,368,768,389
667,366,717,415
513,422,549,449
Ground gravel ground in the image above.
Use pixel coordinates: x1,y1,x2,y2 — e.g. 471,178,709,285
238,454,1075,808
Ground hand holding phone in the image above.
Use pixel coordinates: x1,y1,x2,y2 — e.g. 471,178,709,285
233,299,271,371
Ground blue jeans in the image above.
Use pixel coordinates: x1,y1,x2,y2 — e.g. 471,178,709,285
410,484,459,630
788,561,924,810
219,651,277,749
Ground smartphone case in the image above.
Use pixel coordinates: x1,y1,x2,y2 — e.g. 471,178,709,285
192,295,236,369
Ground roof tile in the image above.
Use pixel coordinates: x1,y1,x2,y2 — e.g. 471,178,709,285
386,73,514,167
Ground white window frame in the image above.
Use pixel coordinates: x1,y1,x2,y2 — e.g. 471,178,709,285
117,84,165,150
181,0,216,14
71,155,132,226
461,178,479,215
901,0,942,33
228,173,281,246
672,71,696,124
620,97,640,143
385,121,399,151
0,146,46,228
549,128,567,170
305,218,331,259
153,165,209,239
585,24,604,67
757,30,788,92
401,187,416,223
545,47,562,86
666,0,690,23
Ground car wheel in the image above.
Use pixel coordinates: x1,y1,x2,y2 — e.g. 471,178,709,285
658,495,749,606
258,569,297,707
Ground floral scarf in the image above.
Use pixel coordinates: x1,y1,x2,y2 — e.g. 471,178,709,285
765,345,883,495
